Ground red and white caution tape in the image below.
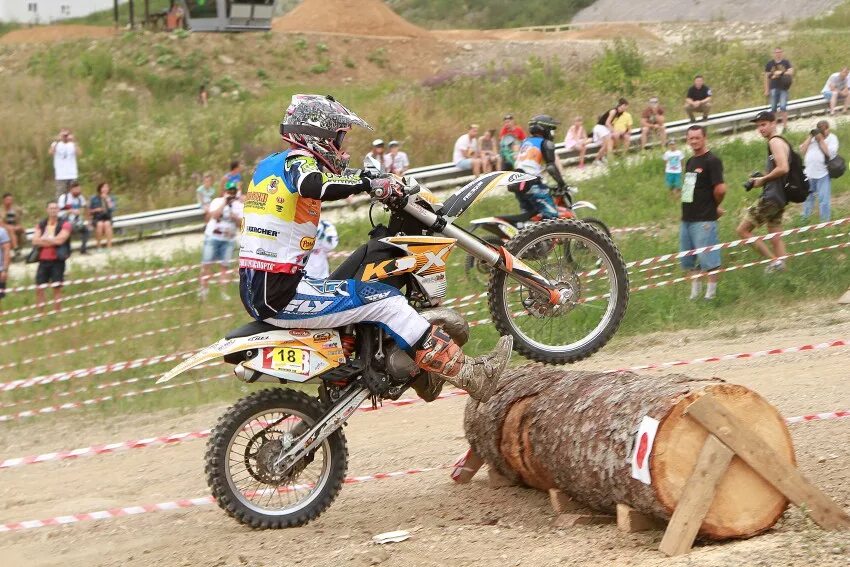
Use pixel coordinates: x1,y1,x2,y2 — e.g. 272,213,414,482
0,464,445,532
784,410,850,425
3,264,197,295
0,289,196,348
610,225,652,235
0,314,234,372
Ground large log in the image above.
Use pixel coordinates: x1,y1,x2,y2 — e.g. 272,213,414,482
463,366,795,540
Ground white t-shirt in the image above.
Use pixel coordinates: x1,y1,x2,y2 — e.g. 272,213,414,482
52,141,79,181
453,134,478,164
663,150,684,174
305,219,339,279
822,73,850,94
204,197,243,241
363,152,386,173
385,151,410,174
803,133,839,180
57,192,86,223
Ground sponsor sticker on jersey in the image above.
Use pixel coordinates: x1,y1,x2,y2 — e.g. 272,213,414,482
268,178,279,194
247,226,279,239
300,236,316,250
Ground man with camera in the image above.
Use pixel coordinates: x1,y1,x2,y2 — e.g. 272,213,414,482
800,120,838,222
736,111,789,273
199,181,242,300
49,129,82,198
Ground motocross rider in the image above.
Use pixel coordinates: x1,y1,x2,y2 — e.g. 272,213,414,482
511,115,568,220
238,94,513,403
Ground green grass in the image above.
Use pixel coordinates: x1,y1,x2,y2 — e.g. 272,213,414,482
794,1,850,29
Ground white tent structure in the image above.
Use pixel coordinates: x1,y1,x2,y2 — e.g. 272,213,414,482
181,0,276,31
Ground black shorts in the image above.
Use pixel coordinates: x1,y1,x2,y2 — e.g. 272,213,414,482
93,214,112,223
36,261,66,286
0,280,5,300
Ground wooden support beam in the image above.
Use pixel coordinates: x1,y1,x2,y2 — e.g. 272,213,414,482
659,434,734,556
549,489,583,514
617,503,664,533
686,394,850,531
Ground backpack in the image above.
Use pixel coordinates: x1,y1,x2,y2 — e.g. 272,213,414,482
770,136,810,203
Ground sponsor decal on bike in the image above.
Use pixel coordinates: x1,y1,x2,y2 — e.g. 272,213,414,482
288,329,310,337
312,332,332,342
248,335,270,342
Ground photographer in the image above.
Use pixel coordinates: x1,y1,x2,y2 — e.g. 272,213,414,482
736,111,788,273
48,129,82,198
199,181,242,300
799,120,838,221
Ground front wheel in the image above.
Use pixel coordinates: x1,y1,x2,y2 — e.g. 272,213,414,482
487,219,629,364
205,388,348,528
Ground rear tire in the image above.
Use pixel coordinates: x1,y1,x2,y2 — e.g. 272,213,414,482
205,388,348,529
487,219,629,364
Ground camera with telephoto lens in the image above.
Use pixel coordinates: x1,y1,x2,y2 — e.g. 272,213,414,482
743,171,762,191
810,128,821,137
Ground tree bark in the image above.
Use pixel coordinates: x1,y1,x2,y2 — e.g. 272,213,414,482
463,366,795,540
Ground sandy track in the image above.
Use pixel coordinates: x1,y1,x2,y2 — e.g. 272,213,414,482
0,300,848,566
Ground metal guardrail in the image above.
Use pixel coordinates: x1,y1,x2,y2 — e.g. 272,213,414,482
22,94,831,247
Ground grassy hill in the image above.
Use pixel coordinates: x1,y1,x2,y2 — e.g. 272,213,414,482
387,0,596,29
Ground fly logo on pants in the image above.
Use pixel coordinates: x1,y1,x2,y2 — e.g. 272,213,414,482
283,299,334,314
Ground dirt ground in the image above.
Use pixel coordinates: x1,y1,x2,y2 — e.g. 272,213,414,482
0,24,116,45
0,300,848,567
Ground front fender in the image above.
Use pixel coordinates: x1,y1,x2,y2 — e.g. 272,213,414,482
572,200,597,211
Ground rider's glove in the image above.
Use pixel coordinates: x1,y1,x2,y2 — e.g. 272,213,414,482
370,177,404,204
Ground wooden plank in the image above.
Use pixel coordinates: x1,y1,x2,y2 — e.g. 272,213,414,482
686,394,850,531
617,503,663,533
549,489,583,514
659,435,734,556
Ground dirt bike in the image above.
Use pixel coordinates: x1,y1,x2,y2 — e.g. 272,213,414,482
156,170,629,529
464,184,611,284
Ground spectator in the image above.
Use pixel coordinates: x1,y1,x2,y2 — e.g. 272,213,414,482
821,67,849,115
32,201,72,315
0,224,8,311
800,120,839,222
499,114,526,170
166,0,185,30
220,160,243,195
196,172,217,213
663,140,685,198
305,219,339,279
764,47,793,132
199,182,242,300
89,182,116,252
57,181,90,255
478,129,500,172
611,104,634,153
593,98,628,165
563,116,589,169
736,111,789,273
198,84,209,107
364,139,387,173
684,75,712,122
385,140,410,175
1,193,24,260
680,125,725,300
640,96,667,149
453,124,483,175
49,128,82,198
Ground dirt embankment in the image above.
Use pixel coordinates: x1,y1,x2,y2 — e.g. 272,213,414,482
0,24,116,45
273,0,431,38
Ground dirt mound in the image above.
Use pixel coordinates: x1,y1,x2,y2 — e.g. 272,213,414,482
273,0,430,38
0,25,116,45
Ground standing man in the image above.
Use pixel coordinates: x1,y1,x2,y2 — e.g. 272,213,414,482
764,47,793,132
57,181,90,254
49,129,82,198
736,111,789,273
199,182,242,300
0,224,9,312
800,120,839,222
640,96,667,149
684,76,712,122
680,125,725,300
385,140,410,175
1,193,24,260
32,201,72,315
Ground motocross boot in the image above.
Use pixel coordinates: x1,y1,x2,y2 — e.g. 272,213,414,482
413,325,513,403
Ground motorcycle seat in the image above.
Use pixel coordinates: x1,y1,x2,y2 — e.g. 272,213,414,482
225,320,281,339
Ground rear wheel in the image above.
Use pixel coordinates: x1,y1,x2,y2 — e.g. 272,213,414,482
487,219,628,364
205,388,348,528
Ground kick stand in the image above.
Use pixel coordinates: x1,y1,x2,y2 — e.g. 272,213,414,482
659,393,850,557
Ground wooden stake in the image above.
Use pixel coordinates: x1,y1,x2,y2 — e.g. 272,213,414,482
659,434,734,556
686,394,850,531
549,489,583,514
617,503,663,533
450,449,484,484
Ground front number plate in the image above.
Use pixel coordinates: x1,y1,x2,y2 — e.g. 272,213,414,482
263,347,310,375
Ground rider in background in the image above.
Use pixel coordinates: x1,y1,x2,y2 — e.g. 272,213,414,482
238,94,512,402
511,115,568,220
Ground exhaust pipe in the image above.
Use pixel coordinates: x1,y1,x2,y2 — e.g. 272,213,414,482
234,363,285,385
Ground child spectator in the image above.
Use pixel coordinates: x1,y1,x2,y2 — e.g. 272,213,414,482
663,140,685,198
385,140,410,175
305,219,339,279
478,129,500,172
1,193,24,260
90,182,116,252
32,201,72,315
196,173,217,212
563,117,588,169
